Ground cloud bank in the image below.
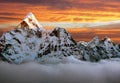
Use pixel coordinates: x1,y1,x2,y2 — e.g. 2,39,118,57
0,58,120,83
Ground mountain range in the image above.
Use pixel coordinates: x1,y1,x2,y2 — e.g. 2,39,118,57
0,12,120,64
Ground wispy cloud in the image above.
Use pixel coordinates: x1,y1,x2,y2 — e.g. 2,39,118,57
1,21,120,29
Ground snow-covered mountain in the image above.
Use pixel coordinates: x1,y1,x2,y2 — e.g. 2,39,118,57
0,13,120,64
78,36,120,61
0,13,82,64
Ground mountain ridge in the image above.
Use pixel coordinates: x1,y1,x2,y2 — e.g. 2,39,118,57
0,13,120,64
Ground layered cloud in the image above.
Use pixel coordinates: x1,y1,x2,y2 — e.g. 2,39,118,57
0,0,120,22
0,0,120,42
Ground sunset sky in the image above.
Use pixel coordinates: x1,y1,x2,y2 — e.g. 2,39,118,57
0,0,120,43
1,0,120,22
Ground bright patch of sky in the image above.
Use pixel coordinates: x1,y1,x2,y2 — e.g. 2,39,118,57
0,20,120,29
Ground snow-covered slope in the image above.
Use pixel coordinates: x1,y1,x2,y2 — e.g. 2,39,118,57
0,13,45,63
17,12,44,31
0,13,120,64
0,13,82,64
78,37,120,61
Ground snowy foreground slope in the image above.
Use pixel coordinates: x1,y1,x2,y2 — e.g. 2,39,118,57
0,13,120,64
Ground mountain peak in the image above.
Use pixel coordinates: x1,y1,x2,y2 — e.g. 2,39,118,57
88,36,100,47
104,36,112,41
92,36,99,42
18,12,44,31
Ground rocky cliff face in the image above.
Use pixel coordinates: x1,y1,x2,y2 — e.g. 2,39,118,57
0,13,120,64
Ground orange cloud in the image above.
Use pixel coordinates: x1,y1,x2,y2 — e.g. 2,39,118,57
66,28,120,43
0,1,120,43
0,1,120,23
